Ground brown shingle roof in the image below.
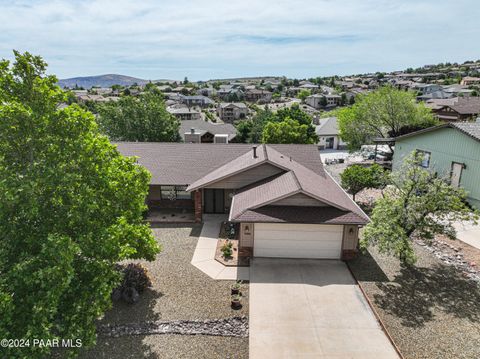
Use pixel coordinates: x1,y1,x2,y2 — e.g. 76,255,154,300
446,97,480,115
229,172,300,220
264,146,367,220
114,142,324,185
234,206,367,224
187,145,268,190
114,142,368,224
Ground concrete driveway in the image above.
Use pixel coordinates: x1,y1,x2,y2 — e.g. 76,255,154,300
454,220,480,250
249,259,399,358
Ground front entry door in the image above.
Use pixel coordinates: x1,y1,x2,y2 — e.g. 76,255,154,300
204,189,225,213
326,137,335,149
451,162,464,188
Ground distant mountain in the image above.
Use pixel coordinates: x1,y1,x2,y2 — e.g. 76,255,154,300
57,74,153,89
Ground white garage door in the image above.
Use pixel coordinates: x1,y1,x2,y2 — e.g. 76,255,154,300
254,223,343,259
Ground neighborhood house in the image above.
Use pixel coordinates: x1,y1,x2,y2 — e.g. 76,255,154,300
393,122,480,209
115,143,369,260
316,117,347,150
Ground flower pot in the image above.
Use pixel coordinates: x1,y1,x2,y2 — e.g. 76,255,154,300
231,287,240,295
231,299,242,309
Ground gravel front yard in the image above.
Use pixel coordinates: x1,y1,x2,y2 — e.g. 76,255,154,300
349,244,480,359
80,224,248,359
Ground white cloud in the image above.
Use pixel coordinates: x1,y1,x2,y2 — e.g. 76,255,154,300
0,0,478,79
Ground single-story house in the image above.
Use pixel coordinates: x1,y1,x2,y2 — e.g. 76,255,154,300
393,122,480,209
316,117,347,150
180,119,237,143
115,143,369,259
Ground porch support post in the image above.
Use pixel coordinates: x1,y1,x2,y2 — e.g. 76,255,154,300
194,190,202,223
341,225,359,261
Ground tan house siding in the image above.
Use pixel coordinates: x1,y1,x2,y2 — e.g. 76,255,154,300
239,222,254,248
271,193,328,206
205,163,283,189
342,225,359,260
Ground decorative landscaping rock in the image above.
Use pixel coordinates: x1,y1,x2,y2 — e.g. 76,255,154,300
414,238,480,284
98,316,248,338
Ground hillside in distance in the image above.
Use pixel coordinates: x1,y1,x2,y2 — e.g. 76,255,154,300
58,74,155,89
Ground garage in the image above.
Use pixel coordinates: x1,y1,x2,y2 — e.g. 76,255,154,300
253,223,344,259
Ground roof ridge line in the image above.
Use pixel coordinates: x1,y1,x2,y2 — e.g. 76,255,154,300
262,144,268,160
290,170,302,191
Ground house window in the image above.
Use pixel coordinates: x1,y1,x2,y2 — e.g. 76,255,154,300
161,186,176,200
175,185,191,200
416,150,431,168
160,185,191,200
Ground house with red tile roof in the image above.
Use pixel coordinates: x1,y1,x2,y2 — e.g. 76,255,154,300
115,142,368,260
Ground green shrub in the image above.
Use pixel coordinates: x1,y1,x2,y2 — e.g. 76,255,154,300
221,240,233,258
112,263,153,304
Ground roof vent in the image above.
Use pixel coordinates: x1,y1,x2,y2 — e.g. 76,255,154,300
252,146,258,158
190,128,195,134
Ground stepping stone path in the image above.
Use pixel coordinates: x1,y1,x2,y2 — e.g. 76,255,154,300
99,316,248,338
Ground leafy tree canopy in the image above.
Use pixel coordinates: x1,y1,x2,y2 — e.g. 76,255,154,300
262,117,316,144
362,152,478,265
340,164,388,201
0,51,160,358
97,91,180,142
236,104,317,144
297,89,311,102
337,86,438,151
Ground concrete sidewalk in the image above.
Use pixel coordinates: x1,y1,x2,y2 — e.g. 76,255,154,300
191,215,249,280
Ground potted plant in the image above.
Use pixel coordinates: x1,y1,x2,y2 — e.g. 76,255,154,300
231,294,242,309
231,280,242,295
221,240,233,259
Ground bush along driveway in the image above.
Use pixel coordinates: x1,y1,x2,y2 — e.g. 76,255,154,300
349,244,480,359
79,224,249,359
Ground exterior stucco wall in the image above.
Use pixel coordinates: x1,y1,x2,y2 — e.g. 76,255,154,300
393,127,480,209
318,135,347,150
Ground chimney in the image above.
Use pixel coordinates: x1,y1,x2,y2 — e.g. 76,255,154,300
252,146,258,158
190,128,195,134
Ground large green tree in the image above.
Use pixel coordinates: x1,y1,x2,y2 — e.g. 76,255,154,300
362,152,478,265
340,164,388,201
235,108,275,143
337,86,438,151
237,104,316,144
262,117,316,144
97,91,180,142
0,51,160,358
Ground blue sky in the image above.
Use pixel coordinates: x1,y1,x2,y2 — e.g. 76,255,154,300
0,0,479,80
